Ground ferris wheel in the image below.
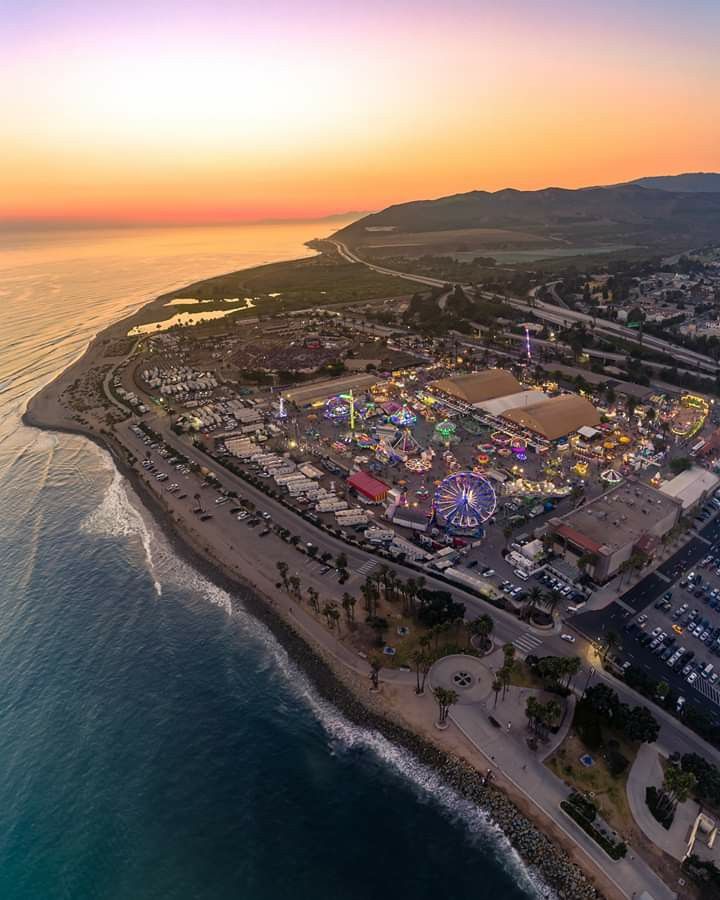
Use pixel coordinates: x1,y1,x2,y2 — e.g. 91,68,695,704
433,472,497,533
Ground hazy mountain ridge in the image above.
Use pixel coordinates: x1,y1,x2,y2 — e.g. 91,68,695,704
334,173,720,251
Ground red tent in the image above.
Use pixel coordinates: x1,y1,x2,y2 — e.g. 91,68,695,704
348,471,388,502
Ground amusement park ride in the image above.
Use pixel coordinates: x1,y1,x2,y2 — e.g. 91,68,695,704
432,472,497,536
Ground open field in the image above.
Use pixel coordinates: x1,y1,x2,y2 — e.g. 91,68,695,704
161,255,412,315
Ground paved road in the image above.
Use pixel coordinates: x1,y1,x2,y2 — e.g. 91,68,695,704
330,239,719,374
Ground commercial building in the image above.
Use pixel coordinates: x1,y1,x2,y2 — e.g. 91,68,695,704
501,394,600,441
430,370,521,405
659,466,720,512
547,481,682,583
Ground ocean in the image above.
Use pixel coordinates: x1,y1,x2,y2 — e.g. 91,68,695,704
0,222,542,900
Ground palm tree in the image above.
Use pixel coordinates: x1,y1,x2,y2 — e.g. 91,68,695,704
369,656,381,691
306,586,320,613
288,575,301,601
341,592,356,626
602,630,620,662
411,649,431,695
492,676,502,708
499,664,512,701
433,687,458,727
542,590,560,619
322,601,339,629
543,699,562,734
276,561,289,591
468,614,494,651
193,492,203,513
562,656,582,688
523,587,543,622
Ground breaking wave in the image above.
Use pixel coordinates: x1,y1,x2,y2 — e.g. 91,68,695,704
80,453,551,897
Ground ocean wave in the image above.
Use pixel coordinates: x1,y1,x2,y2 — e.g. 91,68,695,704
81,459,162,597
81,457,550,897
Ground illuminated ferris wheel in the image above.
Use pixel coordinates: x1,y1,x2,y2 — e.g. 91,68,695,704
433,472,497,534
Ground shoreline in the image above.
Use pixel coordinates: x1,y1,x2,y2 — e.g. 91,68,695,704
21,267,614,900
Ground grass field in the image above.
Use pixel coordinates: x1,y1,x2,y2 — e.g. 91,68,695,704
546,731,637,837
162,254,412,315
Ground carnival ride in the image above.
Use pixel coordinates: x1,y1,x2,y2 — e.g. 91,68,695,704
669,394,709,439
393,428,421,455
434,419,457,447
601,469,623,485
389,405,417,427
433,472,497,534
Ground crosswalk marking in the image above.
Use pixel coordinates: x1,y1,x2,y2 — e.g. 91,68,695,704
692,677,720,706
512,632,544,655
354,560,378,577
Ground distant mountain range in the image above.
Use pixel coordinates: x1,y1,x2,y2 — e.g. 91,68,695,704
333,173,720,256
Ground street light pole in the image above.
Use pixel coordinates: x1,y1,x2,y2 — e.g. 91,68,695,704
581,666,595,701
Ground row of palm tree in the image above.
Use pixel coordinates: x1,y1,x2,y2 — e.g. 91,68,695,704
525,696,562,738
491,643,517,707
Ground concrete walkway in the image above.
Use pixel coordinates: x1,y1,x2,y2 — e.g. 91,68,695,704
626,744,697,860
450,696,676,900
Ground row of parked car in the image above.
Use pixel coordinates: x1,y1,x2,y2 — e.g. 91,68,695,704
627,620,718,686
537,570,586,606
694,493,720,526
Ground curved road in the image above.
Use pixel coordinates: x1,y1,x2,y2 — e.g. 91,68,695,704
330,238,718,374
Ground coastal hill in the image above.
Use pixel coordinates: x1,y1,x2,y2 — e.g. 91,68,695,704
332,173,720,260
629,172,720,193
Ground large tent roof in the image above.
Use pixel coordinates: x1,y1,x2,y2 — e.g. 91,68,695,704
430,370,521,405
501,394,600,440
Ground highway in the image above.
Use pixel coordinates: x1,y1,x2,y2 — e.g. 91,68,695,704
330,238,719,375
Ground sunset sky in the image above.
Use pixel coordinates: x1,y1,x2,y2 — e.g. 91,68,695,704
3,0,719,223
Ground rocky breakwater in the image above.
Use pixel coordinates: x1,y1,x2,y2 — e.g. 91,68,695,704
265,608,603,899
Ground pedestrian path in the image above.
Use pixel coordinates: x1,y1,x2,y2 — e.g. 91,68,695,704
693,676,720,706
354,559,378,578
512,632,544,655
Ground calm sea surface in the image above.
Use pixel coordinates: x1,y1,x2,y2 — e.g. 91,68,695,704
0,223,542,900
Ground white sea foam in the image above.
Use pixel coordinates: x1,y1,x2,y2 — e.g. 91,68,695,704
82,456,551,897
81,461,162,597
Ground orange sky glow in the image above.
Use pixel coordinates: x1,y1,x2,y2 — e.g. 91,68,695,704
3,0,719,223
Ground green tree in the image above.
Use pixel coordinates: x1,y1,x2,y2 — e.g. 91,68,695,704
341,592,356,626
468,613,494,651
433,687,459,726
276,560,289,591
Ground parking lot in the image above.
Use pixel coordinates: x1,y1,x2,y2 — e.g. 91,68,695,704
574,494,720,717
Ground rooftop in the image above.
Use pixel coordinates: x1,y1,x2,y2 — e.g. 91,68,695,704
659,466,720,510
501,394,600,440
554,481,681,554
430,369,521,404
